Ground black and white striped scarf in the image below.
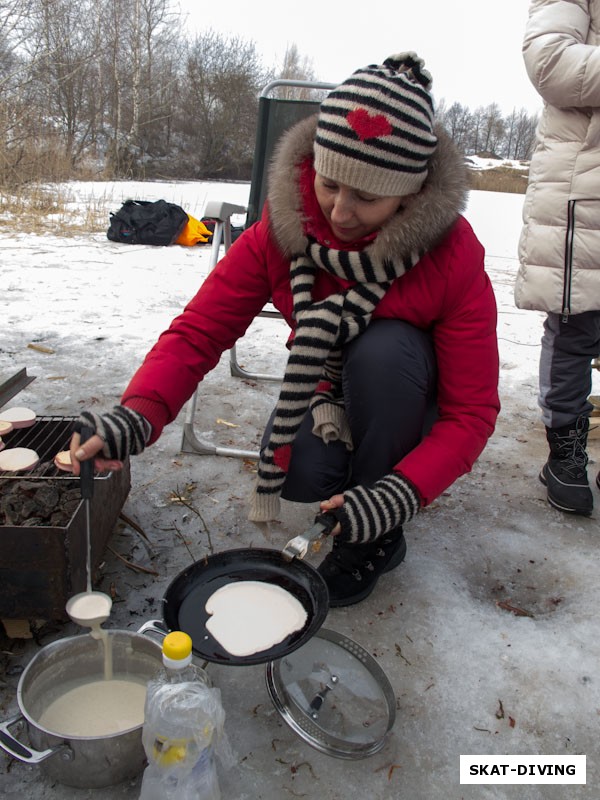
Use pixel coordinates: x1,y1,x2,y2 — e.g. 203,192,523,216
249,237,421,522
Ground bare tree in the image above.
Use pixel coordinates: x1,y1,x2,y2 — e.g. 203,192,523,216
137,0,183,155
20,0,99,165
129,0,142,145
467,106,488,155
176,30,268,180
505,107,538,160
102,0,181,176
440,102,473,153
128,0,180,150
480,103,506,156
272,43,324,99
0,0,28,77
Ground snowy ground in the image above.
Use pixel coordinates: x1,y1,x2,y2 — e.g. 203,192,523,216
0,182,599,800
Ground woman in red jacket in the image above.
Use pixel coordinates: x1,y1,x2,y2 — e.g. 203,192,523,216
72,53,500,607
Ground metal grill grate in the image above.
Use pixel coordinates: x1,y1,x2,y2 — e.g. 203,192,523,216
0,416,110,481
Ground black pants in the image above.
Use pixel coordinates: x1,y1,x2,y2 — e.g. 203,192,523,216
261,319,438,503
539,311,600,429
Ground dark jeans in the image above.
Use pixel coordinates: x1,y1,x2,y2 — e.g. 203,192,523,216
539,311,600,429
261,319,438,502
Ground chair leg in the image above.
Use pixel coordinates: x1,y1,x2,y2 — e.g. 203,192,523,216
229,306,285,380
180,373,259,459
180,207,261,459
229,344,283,381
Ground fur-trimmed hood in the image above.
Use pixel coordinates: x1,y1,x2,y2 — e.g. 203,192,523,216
266,114,468,261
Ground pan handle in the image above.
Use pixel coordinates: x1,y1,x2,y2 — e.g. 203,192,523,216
314,511,340,535
282,511,339,561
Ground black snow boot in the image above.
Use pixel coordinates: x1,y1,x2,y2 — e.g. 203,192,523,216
539,415,593,516
317,528,407,607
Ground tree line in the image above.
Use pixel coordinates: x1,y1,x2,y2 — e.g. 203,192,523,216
436,100,538,162
0,0,539,188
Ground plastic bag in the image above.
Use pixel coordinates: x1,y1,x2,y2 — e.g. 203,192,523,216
139,677,233,799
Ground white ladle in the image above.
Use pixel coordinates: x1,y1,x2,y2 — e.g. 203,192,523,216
66,591,113,629
65,426,113,632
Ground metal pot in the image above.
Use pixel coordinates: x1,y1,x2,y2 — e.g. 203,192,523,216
0,629,162,788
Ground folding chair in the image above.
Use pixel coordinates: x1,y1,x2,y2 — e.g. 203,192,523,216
181,79,335,459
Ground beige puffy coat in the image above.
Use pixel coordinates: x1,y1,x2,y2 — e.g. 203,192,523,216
515,0,600,315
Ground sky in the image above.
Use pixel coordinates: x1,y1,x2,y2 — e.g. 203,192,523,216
177,0,543,116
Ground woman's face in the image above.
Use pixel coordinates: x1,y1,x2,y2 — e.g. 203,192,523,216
314,174,405,242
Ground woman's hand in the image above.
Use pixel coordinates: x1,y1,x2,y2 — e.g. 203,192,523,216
332,474,420,544
68,405,152,475
69,430,124,476
319,493,344,535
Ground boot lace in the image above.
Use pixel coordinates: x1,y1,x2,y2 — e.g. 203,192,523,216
550,417,591,479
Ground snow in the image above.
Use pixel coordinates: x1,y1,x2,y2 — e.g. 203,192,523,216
466,155,530,172
0,182,599,800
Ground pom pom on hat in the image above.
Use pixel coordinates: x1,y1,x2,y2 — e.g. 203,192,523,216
313,52,438,197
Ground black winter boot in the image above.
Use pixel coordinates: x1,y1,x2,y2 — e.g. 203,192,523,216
317,529,407,607
539,415,593,516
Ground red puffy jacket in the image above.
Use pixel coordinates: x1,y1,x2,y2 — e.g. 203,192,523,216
122,201,499,506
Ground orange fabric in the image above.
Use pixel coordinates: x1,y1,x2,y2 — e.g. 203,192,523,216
175,215,213,246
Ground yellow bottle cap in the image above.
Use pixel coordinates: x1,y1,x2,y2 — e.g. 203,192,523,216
163,631,192,661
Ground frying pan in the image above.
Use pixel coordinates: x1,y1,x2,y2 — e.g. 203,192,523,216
159,513,338,666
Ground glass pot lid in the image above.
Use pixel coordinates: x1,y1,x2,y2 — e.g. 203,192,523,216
265,628,396,759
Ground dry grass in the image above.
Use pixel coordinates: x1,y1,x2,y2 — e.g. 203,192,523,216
0,185,107,235
468,165,529,194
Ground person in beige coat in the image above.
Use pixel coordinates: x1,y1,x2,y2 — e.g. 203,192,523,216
515,0,600,516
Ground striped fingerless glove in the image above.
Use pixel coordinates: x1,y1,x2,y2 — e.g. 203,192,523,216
77,406,152,460
335,473,421,544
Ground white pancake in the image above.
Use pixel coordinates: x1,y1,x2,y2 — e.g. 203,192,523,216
205,580,307,657
0,420,13,436
0,407,36,429
0,447,39,471
54,450,73,471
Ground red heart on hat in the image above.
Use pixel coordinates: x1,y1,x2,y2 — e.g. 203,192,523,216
347,108,393,141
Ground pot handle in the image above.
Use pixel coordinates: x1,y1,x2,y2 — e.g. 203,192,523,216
137,619,168,640
0,713,62,764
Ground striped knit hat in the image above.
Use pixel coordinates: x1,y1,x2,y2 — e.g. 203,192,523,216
313,52,437,197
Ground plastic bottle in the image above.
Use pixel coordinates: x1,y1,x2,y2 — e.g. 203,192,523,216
139,631,225,800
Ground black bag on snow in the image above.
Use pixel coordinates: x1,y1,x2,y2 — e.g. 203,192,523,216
107,199,188,245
